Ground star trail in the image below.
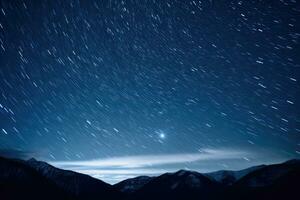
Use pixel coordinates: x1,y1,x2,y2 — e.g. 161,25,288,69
0,0,299,183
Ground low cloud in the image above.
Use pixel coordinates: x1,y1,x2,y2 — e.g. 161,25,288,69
51,148,250,184
53,149,247,168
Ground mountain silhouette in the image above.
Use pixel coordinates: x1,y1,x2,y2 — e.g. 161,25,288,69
1,156,299,200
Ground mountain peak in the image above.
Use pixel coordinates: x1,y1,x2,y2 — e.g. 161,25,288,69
174,169,196,176
27,157,37,162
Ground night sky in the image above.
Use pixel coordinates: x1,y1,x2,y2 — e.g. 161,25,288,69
0,0,300,183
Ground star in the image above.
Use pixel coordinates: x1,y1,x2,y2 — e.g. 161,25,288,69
159,133,165,139
156,130,166,141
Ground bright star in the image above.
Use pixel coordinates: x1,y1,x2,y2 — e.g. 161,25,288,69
156,130,166,140
159,133,165,139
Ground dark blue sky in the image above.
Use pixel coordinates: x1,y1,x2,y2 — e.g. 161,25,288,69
0,0,299,183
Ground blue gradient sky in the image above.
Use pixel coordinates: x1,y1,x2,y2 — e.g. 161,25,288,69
0,0,299,184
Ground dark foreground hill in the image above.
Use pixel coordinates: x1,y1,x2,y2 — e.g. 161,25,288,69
0,156,120,200
1,156,299,200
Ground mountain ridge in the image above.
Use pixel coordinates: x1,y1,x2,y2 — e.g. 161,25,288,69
1,156,299,200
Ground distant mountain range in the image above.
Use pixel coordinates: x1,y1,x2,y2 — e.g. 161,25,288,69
1,156,299,200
